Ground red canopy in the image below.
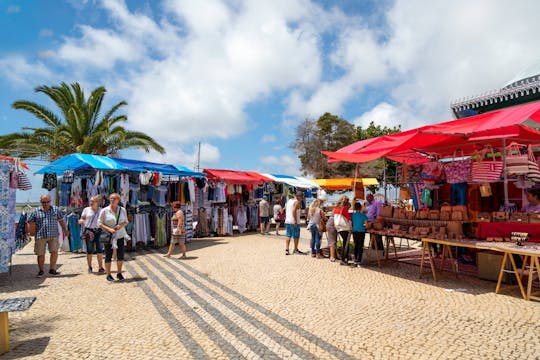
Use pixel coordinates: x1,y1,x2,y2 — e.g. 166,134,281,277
325,101,540,163
203,169,272,185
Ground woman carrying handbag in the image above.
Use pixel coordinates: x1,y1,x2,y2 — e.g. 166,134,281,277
333,196,352,265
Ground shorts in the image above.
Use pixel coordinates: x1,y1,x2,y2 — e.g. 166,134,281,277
85,238,104,254
34,237,59,256
285,224,300,240
260,216,269,225
171,234,185,244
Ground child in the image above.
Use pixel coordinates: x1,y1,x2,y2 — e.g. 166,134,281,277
351,202,368,267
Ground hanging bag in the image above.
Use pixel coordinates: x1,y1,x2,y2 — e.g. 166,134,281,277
421,158,444,181
527,145,540,182
99,208,120,244
334,207,351,232
444,149,472,184
505,142,529,176
471,147,503,183
15,158,32,191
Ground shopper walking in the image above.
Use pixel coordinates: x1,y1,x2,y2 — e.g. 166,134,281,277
307,199,327,258
164,201,187,259
99,193,128,282
273,200,285,235
351,202,368,267
27,194,69,277
334,195,352,265
259,195,271,234
284,191,305,255
326,216,337,262
79,195,104,274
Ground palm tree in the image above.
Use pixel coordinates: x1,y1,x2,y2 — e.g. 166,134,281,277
0,82,165,160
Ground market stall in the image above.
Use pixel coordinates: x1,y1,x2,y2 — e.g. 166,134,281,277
321,101,540,298
36,153,204,250
0,157,32,273
202,169,274,235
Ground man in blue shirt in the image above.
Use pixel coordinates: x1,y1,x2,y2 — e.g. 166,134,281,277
27,195,69,277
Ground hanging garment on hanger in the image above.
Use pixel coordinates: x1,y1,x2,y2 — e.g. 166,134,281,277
119,173,130,206
42,173,57,191
70,177,83,208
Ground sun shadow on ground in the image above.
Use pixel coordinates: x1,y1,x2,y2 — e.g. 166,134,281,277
0,336,51,359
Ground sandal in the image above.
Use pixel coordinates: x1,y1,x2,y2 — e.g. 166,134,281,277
285,249,290,256
178,255,187,259
330,258,336,262
163,254,171,258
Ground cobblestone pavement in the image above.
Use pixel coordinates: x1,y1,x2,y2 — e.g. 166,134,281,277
1,229,539,359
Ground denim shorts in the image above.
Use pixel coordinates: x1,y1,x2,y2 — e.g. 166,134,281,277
85,237,104,254
285,224,300,239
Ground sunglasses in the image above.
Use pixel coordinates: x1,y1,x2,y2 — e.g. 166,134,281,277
41,201,51,204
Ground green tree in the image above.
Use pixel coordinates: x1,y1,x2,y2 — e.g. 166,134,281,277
0,82,165,160
291,113,356,178
354,121,401,189
292,115,401,186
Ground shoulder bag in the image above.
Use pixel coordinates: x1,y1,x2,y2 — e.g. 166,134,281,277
99,208,119,244
334,207,351,232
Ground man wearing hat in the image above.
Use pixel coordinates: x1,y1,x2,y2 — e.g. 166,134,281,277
284,191,306,255
259,195,271,235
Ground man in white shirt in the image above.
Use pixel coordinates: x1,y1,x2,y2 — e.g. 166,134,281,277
259,195,271,235
284,191,305,255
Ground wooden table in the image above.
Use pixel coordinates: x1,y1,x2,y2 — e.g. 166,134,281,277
0,297,36,355
365,230,418,267
420,238,540,301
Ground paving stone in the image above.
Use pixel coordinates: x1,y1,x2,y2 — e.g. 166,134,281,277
0,228,539,359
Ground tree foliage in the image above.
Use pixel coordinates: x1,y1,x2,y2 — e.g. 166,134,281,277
291,113,356,178
292,114,401,186
0,82,165,161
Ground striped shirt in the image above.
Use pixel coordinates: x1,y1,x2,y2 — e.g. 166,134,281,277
28,206,64,240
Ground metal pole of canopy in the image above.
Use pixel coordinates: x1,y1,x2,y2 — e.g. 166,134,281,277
502,138,509,206
383,158,387,204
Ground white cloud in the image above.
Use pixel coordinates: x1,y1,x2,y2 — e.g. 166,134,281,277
39,28,54,37
261,134,276,143
0,55,53,88
6,5,20,14
352,102,414,130
56,25,141,69
260,154,300,176
38,50,55,59
141,142,220,169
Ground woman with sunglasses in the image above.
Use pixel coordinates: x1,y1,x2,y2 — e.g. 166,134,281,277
99,193,128,282
79,195,104,274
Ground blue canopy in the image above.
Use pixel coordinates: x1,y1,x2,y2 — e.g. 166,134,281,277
35,154,124,174
36,153,204,177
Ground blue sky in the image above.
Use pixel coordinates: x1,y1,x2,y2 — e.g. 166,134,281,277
1,0,540,201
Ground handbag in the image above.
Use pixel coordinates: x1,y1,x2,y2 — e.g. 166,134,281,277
506,142,529,176
428,210,440,220
334,208,351,231
444,149,472,184
318,213,327,233
492,211,508,222
479,183,492,197
527,145,540,182
14,159,32,191
380,206,393,218
509,212,528,223
471,147,503,183
421,160,444,181
477,212,491,222
399,186,412,200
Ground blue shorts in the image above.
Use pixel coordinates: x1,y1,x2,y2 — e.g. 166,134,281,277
85,237,104,254
285,224,300,240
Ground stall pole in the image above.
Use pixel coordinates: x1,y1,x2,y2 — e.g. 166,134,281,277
502,138,509,206
383,158,388,204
